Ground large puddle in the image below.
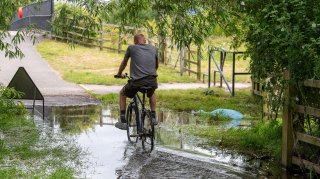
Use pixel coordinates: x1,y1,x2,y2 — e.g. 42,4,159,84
36,104,303,178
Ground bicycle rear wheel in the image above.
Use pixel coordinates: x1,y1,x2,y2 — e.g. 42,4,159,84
126,104,138,143
141,110,154,152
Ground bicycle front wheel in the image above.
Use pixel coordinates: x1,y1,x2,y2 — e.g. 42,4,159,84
141,110,154,152
126,104,138,143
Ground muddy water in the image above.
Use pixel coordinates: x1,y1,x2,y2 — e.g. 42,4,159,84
40,105,298,178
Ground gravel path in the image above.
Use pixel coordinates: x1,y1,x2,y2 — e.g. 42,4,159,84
80,82,251,95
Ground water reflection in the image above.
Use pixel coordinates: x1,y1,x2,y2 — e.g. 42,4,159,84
41,105,305,178
45,105,118,134
43,105,127,178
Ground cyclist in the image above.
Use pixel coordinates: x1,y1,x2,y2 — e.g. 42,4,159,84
115,34,158,130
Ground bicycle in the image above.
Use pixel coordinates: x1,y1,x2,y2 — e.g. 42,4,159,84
114,74,155,152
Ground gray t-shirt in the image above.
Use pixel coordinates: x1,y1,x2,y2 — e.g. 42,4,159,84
125,44,158,80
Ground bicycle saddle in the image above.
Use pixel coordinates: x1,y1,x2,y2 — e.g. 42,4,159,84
138,86,153,92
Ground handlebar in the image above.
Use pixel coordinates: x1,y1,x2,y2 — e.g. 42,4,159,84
114,73,129,79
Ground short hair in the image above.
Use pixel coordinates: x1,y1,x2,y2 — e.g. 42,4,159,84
134,34,145,41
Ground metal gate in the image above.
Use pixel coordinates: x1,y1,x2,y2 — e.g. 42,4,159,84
10,0,53,31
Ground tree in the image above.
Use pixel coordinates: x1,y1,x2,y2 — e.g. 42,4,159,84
242,0,320,118
23,0,242,53
103,0,241,49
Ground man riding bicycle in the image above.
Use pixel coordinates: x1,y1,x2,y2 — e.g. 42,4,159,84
115,34,158,130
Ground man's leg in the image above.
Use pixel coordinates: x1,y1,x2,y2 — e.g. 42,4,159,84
115,89,128,130
120,91,127,122
149,93,158,125
120,91,126,112
149,93,156,111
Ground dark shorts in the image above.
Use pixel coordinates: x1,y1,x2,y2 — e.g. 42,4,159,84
121,76,158,98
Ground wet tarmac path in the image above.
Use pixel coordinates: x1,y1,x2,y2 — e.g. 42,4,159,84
42,105,263,179
118,147,252,179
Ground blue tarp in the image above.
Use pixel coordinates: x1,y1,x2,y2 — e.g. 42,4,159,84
192,109,243,120
192,109,244,128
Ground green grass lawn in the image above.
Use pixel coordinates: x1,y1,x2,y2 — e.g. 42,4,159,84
36,39,198,85
36,38,251,85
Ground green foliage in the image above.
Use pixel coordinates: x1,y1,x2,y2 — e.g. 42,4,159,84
244,0,320,81
0,87,26,117
52,3,99,44
105,0,242,48
104,0,155,28
239,0,320,119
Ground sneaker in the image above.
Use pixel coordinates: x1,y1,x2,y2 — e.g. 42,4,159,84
151,112,158,126
115,122,127,130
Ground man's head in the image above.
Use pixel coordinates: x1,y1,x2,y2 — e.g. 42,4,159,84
134,34,146,45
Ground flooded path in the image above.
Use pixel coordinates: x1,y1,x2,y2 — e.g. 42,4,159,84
38,104,282,178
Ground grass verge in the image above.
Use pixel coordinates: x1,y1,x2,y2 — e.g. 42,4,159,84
97,87,262,118
0,87,87,178
184,120,282,159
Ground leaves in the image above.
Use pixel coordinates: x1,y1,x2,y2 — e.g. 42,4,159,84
244,0,320,81
103,0,241,49
241,0,320,119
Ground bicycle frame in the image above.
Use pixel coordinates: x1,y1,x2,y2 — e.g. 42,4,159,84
132,91,147,134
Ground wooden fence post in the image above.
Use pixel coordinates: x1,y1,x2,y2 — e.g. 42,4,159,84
185,47,189,76
163,37,167,64
180,48,185,76
197,45,201,80
118,34,122,53
188,48,190,76
99,30,103,51
282,70,294,168
159,36,166,64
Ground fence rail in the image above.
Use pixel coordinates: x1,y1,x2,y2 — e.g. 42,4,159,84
52,26,203,80
282,76,320,174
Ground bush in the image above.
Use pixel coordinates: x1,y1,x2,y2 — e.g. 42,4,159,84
52,3,99,45
0,87,26,118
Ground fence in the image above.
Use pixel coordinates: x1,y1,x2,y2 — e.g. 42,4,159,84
51,24,148,52
162,39,202,80
52,25,203,80
282,73,320,174
207,48,249,96
252,80,272,121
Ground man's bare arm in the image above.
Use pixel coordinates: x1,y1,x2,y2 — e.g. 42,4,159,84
155,56,159,70
156,50,159,70
117,56,129,76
